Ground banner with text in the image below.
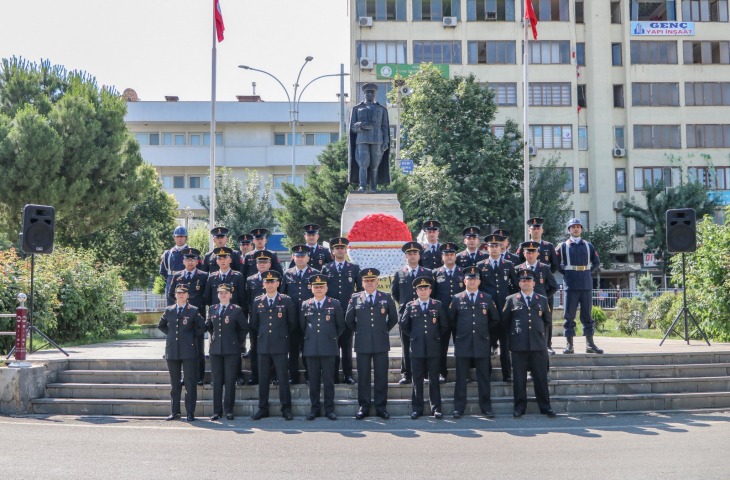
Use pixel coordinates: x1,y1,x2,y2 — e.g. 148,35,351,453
630,21,695,36
376,64,449,79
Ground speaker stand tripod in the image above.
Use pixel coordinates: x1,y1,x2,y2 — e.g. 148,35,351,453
5,254,68,359
659,253,710,347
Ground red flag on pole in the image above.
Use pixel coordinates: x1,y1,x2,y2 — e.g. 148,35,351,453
214,0,225,42
525,0,538,40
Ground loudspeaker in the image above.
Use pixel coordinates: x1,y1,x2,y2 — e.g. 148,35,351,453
20,205,56,255
666,208,696,254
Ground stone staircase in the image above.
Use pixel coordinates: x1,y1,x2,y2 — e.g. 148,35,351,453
32,351,730,417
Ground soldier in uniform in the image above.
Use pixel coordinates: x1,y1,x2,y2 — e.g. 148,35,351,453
242,228,284,279
201,227,243,274
237,234,254,268
168,248,208,385
203,247,246,314
492,229,520,265
159,285,206,421
159,226,189,305
301,275,346,421
288,224,334,269
515,217,560,273
557,218,604,355
477,234,520,382
206,284,248,421
447,267,500,418
348,83,391,191
346,268,399,420
501,269,557,418
400,277,449,419
456,226,487,268
243,250,275,385
391,241,434,385
250,271,298,420
433,242,464,382
516,241,559,355
321,237,362,385
281,245,320,384
419,220,443,270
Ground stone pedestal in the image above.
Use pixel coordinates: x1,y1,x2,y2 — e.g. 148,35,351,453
340,192,403,237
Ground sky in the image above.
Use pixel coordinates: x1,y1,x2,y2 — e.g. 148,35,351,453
0,0,351,103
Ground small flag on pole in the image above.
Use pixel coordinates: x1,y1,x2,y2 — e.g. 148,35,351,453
525,0,538,40
214,0,225,42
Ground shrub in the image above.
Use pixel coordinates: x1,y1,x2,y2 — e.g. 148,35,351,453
656,291,702,339
647,292,678,330
124,312,138,327
614,298,647,336
153,275,166,295
592,306,608,331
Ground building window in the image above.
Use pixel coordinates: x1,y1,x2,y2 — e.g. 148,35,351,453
576,43,586,66
634,167,681,190
467,0,516,21
613,85,625,107
681,0,729,21
356,0,408,21
162,175,172,189
683,41,730,64
617,212,628,235
414,41,463,64
190,134,201,146
356,41,407,64
563,168,574,191
202,134,223,146
576,0,584,22
579,169,589,193
528,83,571,106
633,125,681,148
413,0,462,21
189,176,201,189
286,134,302,146
275,134,286,145
163,134,186,146
686,125,730,148
630,41,679,64
173,176,185,189
273,175,303,189
467,41,517,64
612,43,623,65
202,176,210,188
356,82,393,104
685,82,730,105
578,126,588,150
616,168,627,192
528,40,571,64
611,1,622,22
526,0,570,21
631,0,676,21
529,125,573,149
614,126,626,148
577,85,587,108
135,133,160,146
580,211,590,230
330,133,340,143
486,83,518,106
631,83,680,106
710,167,730,189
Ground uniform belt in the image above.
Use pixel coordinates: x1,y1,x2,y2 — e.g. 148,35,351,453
565,266,589,271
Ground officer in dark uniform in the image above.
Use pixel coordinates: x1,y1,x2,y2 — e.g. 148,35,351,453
391,241,434,385
243,250,275,385
288,224,334,269
301,275,345,421
201,227,243,273
242,228,284,279
419,220,443,270
477,234,519,382
432,242,464,382
515,218,560,273
456,226,487,268
159,226,189,305
281,245,320,383
501,269,556,418
321,237,362,384
206,284,248,421
557,218,604,355
159,285,206,421
400,277,449,419
238,233,254,259
250,271,298,420
168,248,208,385
492,229,520,265
203,247,246,310
516,241,559,355
346,268,399,420
447,267,500,418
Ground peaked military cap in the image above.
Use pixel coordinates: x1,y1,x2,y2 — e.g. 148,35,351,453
361,268,380,279
175,284,189,293
302,224,321,234
262,270,281,282
217,283,233,292
527,217,545,228
520,241,540,252
330,237,349,248
439,242,458,253
463,266,481,278
250,228,269,238
253,250,272,261
413,276,434,289
291,245,311,256
237,234,253,244
308,275,328,286
422,220,441,231
214,246,233,257
402,241,423,254
361,83,379,93
484,234,505,245
463,226,481,237
492,229,510,238
211,227,229,238
519,269,536,281
181,247,201,258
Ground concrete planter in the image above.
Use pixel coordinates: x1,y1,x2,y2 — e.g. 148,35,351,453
0,365,47,414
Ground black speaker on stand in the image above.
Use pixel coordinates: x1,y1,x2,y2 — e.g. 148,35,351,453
659,208,710,346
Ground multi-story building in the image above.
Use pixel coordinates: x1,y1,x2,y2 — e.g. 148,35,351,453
350,0,730,287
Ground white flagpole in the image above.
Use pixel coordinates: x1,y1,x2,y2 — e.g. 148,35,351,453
209,16,217,251
523,6,530,242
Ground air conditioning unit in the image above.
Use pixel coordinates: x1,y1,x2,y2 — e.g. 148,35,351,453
613,200,625,211
359,17,373,27
486,11,497,20
399,85,412,96
528,145,538,156
442,16,457,27
613,147,626,157
359,57,374,70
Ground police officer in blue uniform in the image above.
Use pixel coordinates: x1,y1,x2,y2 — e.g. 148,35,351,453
492,229,520,265
557,218,604,355
419,220,444,270
288,224,334,270
159,226,189,305
201,227,244,274
242,228,284,279
456,226,487,268
432,242,464,382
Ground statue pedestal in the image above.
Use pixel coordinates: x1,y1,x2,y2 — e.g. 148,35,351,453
340,192,403,237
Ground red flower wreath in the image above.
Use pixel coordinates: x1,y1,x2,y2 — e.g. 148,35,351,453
347,214,412,243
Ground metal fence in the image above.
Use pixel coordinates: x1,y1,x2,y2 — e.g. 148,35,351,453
123,289,167,312
552,288,683,310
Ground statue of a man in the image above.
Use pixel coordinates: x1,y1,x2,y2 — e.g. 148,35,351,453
348,83,391,191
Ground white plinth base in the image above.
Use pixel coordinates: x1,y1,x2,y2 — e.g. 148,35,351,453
340,192,403,237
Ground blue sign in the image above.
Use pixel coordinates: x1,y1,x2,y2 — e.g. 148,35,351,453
631,21,694,36
400,159,414,174
708,190,730,205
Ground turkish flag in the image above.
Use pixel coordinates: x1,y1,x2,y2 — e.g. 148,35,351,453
214,0,225,42
525,0,538,40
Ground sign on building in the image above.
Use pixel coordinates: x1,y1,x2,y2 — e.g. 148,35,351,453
643,253,658,267
376,64,449,80
630,21,695,36
399,159,414,174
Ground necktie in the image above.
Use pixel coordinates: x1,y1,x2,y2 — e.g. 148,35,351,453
469,293,475,304
525,296,530,307
338,263,343,273
177,306,182,315
186,272,191,281
299,270,304,280
492,260,497,269
220,273,226,282
470,253,475,261
410,269,415,279
431,245,436,254
369,294,374,305
531,265,535,271
421,302,427,311
447,269,452,278
317,301,322,310
268,298,274,307
218,305,224,316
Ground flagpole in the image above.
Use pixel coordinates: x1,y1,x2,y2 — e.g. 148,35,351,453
523,4,530,242
209,15,217,251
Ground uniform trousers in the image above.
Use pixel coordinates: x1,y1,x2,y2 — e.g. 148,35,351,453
490,324,512,380
512,350,551,414
333,327,354,382
209,353,238,415
248,328,259,380
400,331,412,379
546,295,555,348
306,356,336,415
258,353,292,414
411,356,442,414
563,289,595,337
166,358,198,415
288,325,308,382
439,327,456,378
355,143,383,188
454,356,492,414
356,352,389,414
196,337,206,383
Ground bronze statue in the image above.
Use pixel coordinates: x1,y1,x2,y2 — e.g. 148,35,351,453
348,83,391,191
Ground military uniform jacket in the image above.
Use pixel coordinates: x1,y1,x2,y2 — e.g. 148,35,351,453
476,257,520,310
501,293,550,352
516,262,559,298
200,249,244,274
447,291,500,358
345,291,399,354
159,304,206,360
288,244,334,270
433,265,465,307
516,240,559,274
391,266,435,314
204,269,246,310
502,252,520,265
250,293,297,354
281,267,321,309
321,261,362,306
419,243,444,270
400,299,449,358
206,303,248,355
245,273,266,318
300,297,345,357
455,249,487,269
557,239,600,290
159,245,188,279
167,269,208,311
242,249,284,279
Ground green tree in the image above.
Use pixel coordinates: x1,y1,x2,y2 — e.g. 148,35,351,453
0,57,156,238
582,221,624,270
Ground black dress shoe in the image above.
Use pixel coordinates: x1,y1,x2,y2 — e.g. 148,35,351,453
513,410,524,418
251,410,269,420
434,411,443,419
209,414,221,421
283,412,294,420
246,378,259,385
453,411,462,419
483,410,495,418
355,410,367,420
242,351,251,358
306,412,317,421
504,377,513,383
236,378,245,386
398,377,411,385
272,379,279,386
526,374,533,381
438,374,446,384
466,377,474,383
345,377,355,385
543,409,557,418
411,412,420,420
187,414,195,422
180,379,184,385
197,380,203,386
547,347,555,355
166,413,181,421
378,411,390,420
326,412,337,420
226,414,234,420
